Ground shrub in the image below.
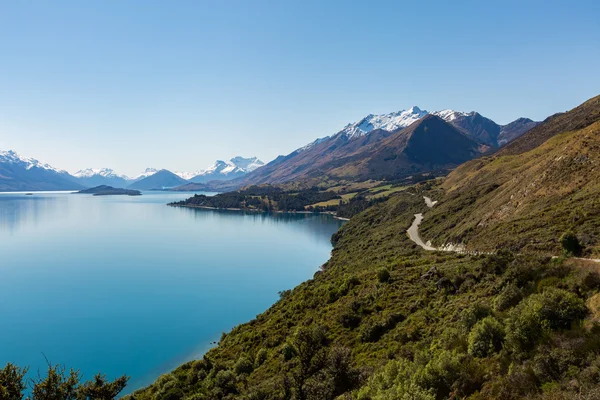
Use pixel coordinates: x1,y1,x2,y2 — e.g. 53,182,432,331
467,316,505,357
212,370,237,394
537,277,562,292
415,351,470,399
254,349,267,368
359,313,404,342
494,283,522,311
356,358,434,400
532,347,578,384
377,268,391,283
460,304,491,332
340,275,360,295
281,343,297,361
560,230,582,256
480,250,515,275
505,288,588,354
0,363,28,400
339,311,361,329
234,356,254,375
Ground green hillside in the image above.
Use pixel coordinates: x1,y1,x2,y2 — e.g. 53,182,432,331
130,193,600,400
420,97,600,257
124,95,600,400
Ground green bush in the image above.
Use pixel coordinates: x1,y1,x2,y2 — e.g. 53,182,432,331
506,288,588,353
560,230,582,256
254,349,268,368
377,268,391,283
460,304,491,332
356,358,434,400
339,310,361,329
0,363,28,400
494,283,522,311
467,316,505,357
359,313,404,342
537,276,562,292
234,356,254,375
281,343,297,361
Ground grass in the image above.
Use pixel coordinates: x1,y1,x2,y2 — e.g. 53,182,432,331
307,192,358,208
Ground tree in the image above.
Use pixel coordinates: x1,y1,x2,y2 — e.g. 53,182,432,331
0,361,128,400
377,268,390,283
468,317,505,357
77,374,129,400
560,230,582,256
0,363,28,400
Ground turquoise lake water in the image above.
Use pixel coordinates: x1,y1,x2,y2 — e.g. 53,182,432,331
0,191,343,392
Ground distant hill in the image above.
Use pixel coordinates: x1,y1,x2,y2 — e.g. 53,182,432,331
420,93,600,256
0,150,84,191
76,185,141,196
128,169,188,190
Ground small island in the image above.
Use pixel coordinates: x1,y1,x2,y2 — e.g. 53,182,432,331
76,185,142,196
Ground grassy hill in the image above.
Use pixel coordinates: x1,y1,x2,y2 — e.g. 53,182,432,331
420,95,600,257
130,194,600,399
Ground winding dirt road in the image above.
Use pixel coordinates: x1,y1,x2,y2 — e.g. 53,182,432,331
406,196,438,251
407,196,600,262
407,213,437,251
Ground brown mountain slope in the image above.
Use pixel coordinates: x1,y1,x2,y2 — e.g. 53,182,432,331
328,114,489,180
420,94,600,256
498,94,600,156
219,115,488,188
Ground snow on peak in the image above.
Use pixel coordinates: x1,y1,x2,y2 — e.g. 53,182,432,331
73,168,129,179
174,170,201,180
229,156,264,172
432,109,471,122
340,107,429,138
133,168,158,180
298,136,330,152
0,149,67,174
193,156,264,177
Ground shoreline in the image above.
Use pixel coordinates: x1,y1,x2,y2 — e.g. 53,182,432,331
168,203,350,220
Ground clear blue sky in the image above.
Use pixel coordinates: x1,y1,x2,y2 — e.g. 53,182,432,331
0,0,598,176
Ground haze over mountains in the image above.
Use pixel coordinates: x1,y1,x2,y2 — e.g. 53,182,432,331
0,153,264,191
0,105,538,192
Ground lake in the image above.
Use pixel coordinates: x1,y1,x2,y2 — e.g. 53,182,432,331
0,191,344,392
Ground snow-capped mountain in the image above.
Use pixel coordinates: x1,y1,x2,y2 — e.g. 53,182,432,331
221,106,540,190
72,167,131,188
334,106,539,147
432,109,470,122
73,168,129,180
0,150,68,174
189,157,264,183
0,149,84,191
339,106,429,139
174,170,201,180
132,168,158,181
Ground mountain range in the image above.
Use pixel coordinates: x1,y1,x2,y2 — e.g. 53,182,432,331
202,106,539,191
0,105,537,192
0,150,84,191
0,154,264,192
